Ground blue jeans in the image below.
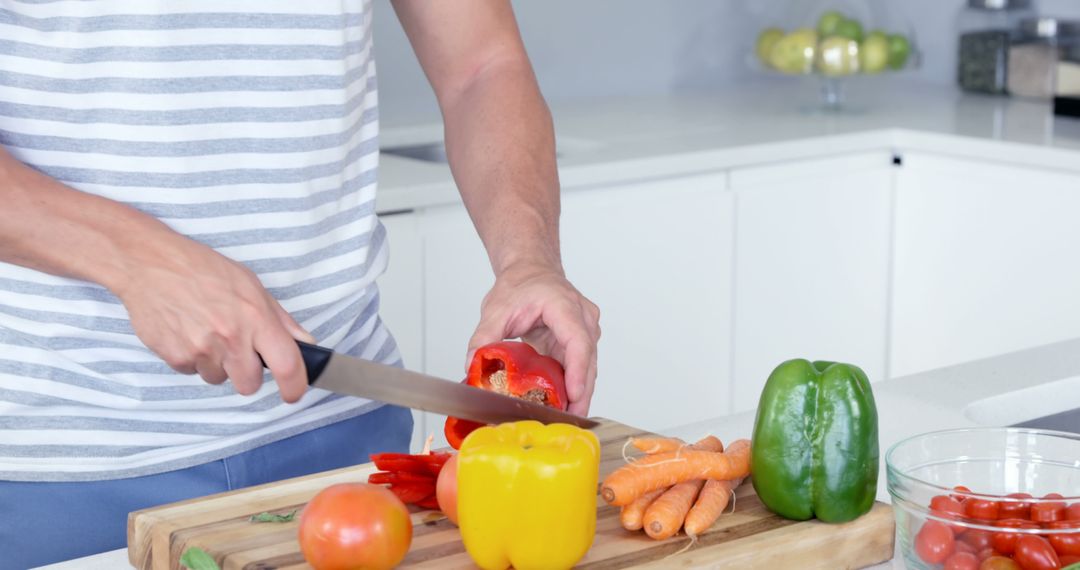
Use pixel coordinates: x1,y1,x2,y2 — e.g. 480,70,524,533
1,404,413,570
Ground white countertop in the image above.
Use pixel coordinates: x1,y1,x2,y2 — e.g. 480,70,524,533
37,81,1080,569
375,78,1080,213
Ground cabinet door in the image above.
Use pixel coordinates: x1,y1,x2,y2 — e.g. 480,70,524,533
560,173,734,432
891,153,1080,377
420,206,493,449
731,152,894,412
375,211,426,451
422,173,734,435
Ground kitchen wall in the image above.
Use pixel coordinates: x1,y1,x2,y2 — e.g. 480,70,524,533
374,0,1080,126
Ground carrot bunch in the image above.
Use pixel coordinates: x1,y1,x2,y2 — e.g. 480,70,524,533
603,435,751,541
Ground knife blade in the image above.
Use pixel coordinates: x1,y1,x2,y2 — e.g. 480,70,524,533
292,341,598,429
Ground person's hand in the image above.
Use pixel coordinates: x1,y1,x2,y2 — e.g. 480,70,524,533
467,261,600,416
111,230,315,402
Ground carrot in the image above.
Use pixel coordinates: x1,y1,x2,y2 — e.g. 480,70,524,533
601,439,751,506
629,434,722,455
683,475,746,538
619,487,668,531
630,436,685,454
643,479,706,540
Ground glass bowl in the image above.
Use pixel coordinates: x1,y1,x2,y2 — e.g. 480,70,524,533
887,428,1080,569
746,0,922,109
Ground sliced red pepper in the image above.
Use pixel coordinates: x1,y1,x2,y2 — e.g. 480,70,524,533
415,493,441,510
368,471,436,486
370,452,452,476
387,481,436,504
443,341,569,450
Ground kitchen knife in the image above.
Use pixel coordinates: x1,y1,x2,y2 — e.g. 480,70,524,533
292,341,598,429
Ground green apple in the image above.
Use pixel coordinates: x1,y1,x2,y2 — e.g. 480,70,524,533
816,36,860,76
817,10,845,37
860,31,889,74
887,34,912,70
756,28,786,67
833,18,864,42
768,28,818,75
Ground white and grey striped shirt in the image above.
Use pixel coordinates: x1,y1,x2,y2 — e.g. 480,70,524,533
0,0,396,481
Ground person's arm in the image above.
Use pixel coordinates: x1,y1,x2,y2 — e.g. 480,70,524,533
0,147,310,401
392,0,601,414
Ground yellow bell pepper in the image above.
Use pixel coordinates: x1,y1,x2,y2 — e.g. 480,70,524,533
457,420,600,570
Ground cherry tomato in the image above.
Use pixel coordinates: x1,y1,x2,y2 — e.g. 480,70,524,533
1060,554,1080,565
1046,520,1080,557
992,519,1039,554
979,556,1022,570
957,540,978,555
298,483,412,570
953,486,974,503
1014,534,1062,570
436,454,459,525
946,552,981,570
1001,493,1035,520
978,548,997,562
935,495,973,535
1067,504,1080,521
917,520,957,564
1032,501,1067,524
967,499,1001,521
963,529,995,552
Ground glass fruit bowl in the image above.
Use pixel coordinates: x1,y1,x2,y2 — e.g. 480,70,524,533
747,0,922,109
887,428,1080,569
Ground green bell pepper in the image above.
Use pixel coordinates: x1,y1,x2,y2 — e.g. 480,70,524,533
751,359,879,523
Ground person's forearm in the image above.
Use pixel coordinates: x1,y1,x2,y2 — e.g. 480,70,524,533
0,146,174,294
441,59,562,275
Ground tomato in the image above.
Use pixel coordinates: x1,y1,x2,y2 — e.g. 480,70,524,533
980,556,1022,570
993,519,1040,554
1067,504,1080,521
1060,554,1080,565
1014,535,1062,570
1046,520,1080,557
978,548,998,562
953,486,974,503
936,495,972,535
917,520,957,564
957,540,978,555
1001,493,1035,520
967,499,1001,521
436,454,459,525
1032,502,1067,524
298,483,412,570
964,529,996,552
945,552,981,570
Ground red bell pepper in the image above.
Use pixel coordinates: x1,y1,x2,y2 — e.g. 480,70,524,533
443,341,569,449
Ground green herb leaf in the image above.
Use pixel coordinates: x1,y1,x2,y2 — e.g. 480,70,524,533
249,509,298,523
180,547,221,570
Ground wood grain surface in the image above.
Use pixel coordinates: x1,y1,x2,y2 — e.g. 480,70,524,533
128,418,895,570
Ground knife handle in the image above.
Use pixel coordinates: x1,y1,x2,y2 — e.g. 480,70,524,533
295,341,333,385
259,341,333,386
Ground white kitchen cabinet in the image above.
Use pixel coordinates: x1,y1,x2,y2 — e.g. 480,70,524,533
374,211,426,452
421,172,734,435
890,153,1080,378
560,173,734,432
418,205,493,449
731,152,894,412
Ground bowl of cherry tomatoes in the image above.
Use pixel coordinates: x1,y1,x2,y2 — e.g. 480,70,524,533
887,428,1080,570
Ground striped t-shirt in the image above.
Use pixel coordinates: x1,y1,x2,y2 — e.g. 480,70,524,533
0,0,397,482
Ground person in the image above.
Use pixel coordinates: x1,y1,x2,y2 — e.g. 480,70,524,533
0,1,600,567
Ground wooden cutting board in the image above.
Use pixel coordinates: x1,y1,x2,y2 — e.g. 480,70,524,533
128,418,895,570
